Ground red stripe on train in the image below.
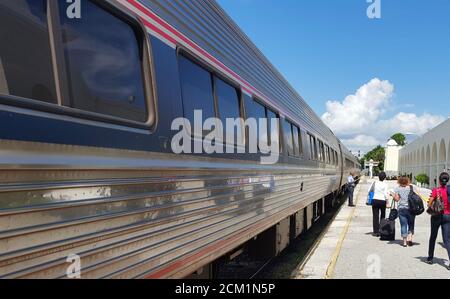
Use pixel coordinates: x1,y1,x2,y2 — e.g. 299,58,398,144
128,0,294,118
139,17,177,46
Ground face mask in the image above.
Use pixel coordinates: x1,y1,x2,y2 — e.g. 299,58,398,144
440,178,449,186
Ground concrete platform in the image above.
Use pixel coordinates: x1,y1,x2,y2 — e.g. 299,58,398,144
297,177,450,279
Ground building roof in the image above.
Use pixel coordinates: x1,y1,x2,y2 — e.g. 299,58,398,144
387,139,398,146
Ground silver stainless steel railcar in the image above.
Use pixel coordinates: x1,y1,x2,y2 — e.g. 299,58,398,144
0,0,360,278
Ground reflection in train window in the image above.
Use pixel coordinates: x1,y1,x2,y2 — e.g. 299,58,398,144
293,125,301,157
0,0,57,103
318,140,325,162
282,119,294,156
322,142,326,162
179,56,216,129
325,144,330,164
308,133,317,160
328,147,333,164
59,0,148,122
266,109,280,150
246,99,268,151
214,77,242,144
317,140,322,161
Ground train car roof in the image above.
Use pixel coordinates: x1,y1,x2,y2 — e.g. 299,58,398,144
137,0,346,147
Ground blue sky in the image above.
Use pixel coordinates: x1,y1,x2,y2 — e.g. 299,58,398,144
217,0,450,152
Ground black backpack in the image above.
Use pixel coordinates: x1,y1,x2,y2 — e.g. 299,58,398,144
408,185,425,216
448,185,450,201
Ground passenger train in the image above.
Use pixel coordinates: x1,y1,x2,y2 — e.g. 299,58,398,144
0,0,360,278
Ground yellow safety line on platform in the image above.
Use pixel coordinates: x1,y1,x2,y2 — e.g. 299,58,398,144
324,184,361,279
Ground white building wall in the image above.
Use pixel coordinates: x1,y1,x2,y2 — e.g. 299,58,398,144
398,118,450,187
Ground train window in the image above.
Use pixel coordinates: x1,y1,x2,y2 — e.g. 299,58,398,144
214,77,241,144
292,125,301,157
0,0,57,103
58,0,148,122
329,147,333,164
325,145,330,164
308,133,317,160
282,119,294,156
246,99,268,151
179,56,215,128
215,77,240,124
298,127,304,155
267,109,280,150
318,140,325,162
317,140,322,161
321,142,326,162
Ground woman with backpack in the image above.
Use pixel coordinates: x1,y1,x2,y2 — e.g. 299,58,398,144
370,172,390,237
426,172,449,265
393,176,416,247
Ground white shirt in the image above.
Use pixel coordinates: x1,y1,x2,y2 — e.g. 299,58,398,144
369,181,389,201
348,176,355,184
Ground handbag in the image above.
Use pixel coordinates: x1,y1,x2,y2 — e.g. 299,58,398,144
427,189,445,216
366,181,375,206
389,199,398,221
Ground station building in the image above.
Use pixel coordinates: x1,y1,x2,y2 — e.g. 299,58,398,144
398,118,450,187
384,139,402,177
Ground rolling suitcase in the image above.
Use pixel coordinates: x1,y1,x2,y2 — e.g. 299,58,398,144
379,218,395,241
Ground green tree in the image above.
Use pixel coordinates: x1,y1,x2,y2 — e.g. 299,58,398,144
415,173,429,186
363,145,385,173
390,133,406,146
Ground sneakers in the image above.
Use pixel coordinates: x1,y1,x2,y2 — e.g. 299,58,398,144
425,258,433,265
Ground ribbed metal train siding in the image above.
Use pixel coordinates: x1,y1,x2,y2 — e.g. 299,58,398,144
0,150,340,278
140,0,336,143
0,0,356,279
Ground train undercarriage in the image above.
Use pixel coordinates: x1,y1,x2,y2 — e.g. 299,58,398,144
186,189,345,279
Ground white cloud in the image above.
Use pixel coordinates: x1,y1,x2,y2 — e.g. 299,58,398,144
341,134,380,148
321,78,394,136
321,78,446,154
379,112,445,136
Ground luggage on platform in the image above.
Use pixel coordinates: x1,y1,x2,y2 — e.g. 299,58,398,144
379,218,395,241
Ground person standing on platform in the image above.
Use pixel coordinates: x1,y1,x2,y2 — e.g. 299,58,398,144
347,172,356,207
